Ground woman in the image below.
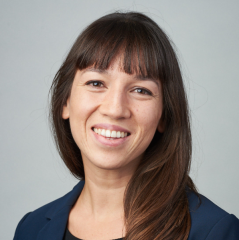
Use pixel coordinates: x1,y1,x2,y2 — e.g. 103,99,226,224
13,11,239,240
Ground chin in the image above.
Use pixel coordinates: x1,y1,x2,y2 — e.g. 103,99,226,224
93,159,126,170
82,151,140,173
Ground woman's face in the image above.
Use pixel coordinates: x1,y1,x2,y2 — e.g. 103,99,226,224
62,57,164,174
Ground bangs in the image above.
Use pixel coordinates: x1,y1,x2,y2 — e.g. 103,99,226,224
76,14,166,81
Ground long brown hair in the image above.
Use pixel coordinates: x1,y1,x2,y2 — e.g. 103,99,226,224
49,11,197,240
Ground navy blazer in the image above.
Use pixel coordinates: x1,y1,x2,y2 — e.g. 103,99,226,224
13,181,239,240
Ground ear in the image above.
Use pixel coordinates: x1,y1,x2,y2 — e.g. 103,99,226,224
157,118,165,133
62,98,70,119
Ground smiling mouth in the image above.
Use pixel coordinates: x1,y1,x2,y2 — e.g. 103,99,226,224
92,127,130,140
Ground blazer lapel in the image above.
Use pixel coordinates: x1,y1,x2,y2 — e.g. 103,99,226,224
36,205,72,240
36,181,85,240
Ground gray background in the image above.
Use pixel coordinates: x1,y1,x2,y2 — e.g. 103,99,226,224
1,0,238,239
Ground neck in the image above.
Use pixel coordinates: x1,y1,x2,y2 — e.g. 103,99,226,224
82,171,133,218
76,157,139,221
68,158,140,239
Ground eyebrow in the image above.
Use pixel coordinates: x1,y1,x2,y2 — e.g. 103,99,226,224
82,67,160,86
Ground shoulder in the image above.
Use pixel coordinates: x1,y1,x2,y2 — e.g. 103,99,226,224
13,181,84,240
187,190,239,240
13,194,68,240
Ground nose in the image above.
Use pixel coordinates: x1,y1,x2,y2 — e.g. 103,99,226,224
99,87,131,120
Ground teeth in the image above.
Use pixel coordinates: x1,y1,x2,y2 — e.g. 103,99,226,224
111,131,116,138
105,130,111,137
93,128,128,139
101,129,106,136
116,131,121,138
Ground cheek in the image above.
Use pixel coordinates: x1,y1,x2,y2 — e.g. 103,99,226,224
68,91,103,145
131,103,162,152
135,103,162,131
70,91,99,117
127,104,161,157
67,92,98,152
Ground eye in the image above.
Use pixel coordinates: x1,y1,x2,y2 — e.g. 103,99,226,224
133,88,152,96
86,80,104,88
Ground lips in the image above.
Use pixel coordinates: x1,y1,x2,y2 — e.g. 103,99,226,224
92,123,130,133
91,123,131,146
93,128,128,138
